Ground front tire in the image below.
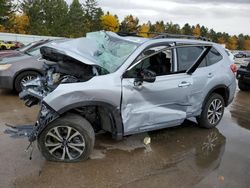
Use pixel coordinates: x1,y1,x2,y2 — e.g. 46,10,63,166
197,93,225,128
38,113,95,162
14,71,40,92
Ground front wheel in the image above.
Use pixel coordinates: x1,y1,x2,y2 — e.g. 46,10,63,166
197,93,225,128
38,114,95,162
14,71,40,92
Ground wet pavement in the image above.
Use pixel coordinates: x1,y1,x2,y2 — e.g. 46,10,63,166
0,88,250,188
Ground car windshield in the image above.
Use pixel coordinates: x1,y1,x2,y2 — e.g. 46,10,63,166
86,31,138,73
17,42,37,52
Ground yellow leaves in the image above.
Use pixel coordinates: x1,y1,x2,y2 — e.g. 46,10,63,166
193,24,201,37
226,36,238,50
218,37,226,44
243,39,250,50
101,13,119,32
138,24,150,38
0,25,6,32
10,14,30,34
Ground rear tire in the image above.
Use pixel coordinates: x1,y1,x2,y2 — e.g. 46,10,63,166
196,93,225,128
238,80,249,91
14,71,40,93
38,113,95,162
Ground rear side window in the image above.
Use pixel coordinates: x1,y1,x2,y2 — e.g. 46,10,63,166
177,46,223,71
207,47,223,66
177,46,206,72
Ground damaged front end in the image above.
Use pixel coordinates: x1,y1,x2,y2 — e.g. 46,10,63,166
5,31,138,160
19,57,98,107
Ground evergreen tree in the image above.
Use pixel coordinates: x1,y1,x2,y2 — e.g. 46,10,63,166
21,0,68,36
0,0,15,30
83,0,103,34
181,23,192,35
165,22,181,34
120,15,139,33
200,25,208,37
68,0,84,37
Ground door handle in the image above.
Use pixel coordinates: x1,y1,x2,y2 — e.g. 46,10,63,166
208,72,214,78
178,81,191,87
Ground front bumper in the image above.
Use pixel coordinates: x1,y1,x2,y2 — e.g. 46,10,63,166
28,102,59,142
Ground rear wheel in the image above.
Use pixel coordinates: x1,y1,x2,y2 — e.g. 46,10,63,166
197,93,225,128
14,71,40,92
38,113,95,162
238,80,249,91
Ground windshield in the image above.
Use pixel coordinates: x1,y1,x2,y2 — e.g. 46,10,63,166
17,42,36,52
86,31,138,73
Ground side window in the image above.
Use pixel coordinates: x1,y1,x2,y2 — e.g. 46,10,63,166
207,47,223,66
177,46,206,72
126,46,174,77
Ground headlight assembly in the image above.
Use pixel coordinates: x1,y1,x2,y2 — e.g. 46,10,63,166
0,64,12,70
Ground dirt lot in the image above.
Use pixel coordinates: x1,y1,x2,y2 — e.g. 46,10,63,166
0,88,250,188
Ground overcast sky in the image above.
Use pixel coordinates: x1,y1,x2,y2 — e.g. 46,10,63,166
71,0,250,35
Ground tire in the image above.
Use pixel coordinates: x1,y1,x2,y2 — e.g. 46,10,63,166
1,46,6,50
238,80,249,91
38,113,95,162
196,93,225,129
14,71,40,93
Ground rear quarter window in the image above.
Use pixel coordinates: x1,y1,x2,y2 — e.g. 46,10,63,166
177,46,206,71
207,47,223,66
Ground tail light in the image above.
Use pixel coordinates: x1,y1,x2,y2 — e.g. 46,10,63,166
230,64,237,74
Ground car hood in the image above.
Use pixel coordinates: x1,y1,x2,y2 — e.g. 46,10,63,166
0,53,38,64
40,37,101,67
0,50,23,59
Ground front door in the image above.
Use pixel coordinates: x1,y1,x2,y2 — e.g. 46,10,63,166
121,47,194,135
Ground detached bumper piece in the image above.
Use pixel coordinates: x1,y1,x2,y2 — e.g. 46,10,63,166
4,123,34,138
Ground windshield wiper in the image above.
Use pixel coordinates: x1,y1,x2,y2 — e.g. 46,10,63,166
24,51,32,56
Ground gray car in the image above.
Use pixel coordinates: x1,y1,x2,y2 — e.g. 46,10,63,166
0,40,59,92
18,31,236,162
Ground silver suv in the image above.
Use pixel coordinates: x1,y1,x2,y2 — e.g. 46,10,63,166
18,31,236,162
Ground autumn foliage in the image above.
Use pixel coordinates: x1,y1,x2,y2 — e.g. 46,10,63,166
0,0,250,50
101,12,119,32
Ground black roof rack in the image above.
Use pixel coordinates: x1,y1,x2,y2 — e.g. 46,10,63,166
152,32,211,41
116,32,143,37
116,31,211,41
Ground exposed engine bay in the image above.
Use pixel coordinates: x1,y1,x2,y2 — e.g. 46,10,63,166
19,50,101,107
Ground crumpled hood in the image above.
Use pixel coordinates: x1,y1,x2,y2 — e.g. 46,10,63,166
40,31,142,72
40,37,100,67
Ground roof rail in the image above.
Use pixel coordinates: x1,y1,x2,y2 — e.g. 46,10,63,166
116,31,211,41
116,32,142,37
151,32,211,41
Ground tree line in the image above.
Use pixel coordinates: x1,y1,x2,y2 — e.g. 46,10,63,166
1,0,250,50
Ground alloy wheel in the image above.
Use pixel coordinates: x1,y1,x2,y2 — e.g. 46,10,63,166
45,126,86,160
21,75,36,85
207,99,223,125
